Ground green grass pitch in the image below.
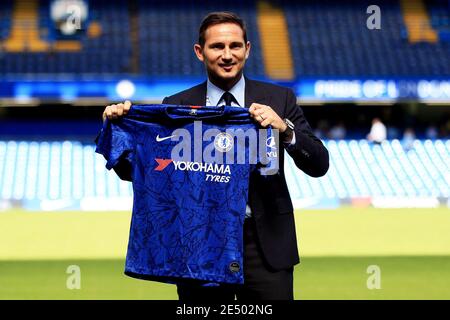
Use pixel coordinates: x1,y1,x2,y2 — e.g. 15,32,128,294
1,207,449,299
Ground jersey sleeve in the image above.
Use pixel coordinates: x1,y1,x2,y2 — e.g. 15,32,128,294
95,119,135,170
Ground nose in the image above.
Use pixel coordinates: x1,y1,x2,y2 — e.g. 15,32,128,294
222,47,232,61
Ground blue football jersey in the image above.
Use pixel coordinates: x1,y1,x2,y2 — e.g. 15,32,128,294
95,104,277,285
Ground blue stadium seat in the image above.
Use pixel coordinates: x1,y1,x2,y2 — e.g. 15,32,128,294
0,1,449,79
0,140,448,207
281,0,450,77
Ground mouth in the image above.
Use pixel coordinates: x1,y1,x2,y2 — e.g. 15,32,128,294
219,64,235,72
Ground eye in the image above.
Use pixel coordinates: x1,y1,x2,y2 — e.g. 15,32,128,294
230,43,244,49
210,44,224,50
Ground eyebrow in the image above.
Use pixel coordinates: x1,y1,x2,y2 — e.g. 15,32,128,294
208,41,244,47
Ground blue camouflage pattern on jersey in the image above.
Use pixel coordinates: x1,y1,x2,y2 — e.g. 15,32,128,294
95,104,273,285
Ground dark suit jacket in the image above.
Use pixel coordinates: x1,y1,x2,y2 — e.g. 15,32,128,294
161,77,329,271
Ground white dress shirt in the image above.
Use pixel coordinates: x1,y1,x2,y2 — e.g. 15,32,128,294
206,75,245,107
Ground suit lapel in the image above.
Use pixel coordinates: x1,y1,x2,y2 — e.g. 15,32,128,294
244,76,269,107
182,81,207,106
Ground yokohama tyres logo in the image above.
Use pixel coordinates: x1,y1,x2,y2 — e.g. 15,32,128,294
154,159,231,175
154,159,173,171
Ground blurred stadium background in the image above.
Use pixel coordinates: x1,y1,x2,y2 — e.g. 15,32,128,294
0,0,449,299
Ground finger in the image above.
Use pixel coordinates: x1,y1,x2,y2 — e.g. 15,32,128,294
105,107,113,119
260,118,273,127
251,108,263,118
123,100,132,113
257,115,268,125
116,103,124,116
251,112,261,123
251,103,265,110
257,110,268,120
111,105,119,119
249,109,259,118
249,103,265,113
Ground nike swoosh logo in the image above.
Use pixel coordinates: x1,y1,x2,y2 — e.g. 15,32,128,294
156,134,177,142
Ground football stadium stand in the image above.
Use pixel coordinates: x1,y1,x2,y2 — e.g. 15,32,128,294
0,0,449,77
0,1,448,210
1,0,131,74
282,0,450,77
0,139,448,210
137,0,265,78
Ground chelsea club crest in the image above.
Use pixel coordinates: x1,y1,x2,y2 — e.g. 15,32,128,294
214,132,233,152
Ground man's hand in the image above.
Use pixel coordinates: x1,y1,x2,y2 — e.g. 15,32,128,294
249,103,295,144
102,100,132,122
249,103,287,132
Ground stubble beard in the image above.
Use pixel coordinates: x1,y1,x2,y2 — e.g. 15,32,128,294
207,65,244,92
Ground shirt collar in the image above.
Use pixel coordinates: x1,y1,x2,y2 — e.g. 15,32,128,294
206,75,245,107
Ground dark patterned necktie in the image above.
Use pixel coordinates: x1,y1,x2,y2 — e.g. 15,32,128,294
220,91,236,106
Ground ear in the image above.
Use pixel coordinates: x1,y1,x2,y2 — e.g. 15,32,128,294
245,41,251,60
194,44,204,62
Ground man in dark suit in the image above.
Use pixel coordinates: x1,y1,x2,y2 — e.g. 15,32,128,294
103,11,329,300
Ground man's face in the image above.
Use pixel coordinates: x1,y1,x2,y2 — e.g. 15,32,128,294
194,23,251,86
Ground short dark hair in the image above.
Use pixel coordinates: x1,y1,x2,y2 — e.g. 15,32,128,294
198,11,248,47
